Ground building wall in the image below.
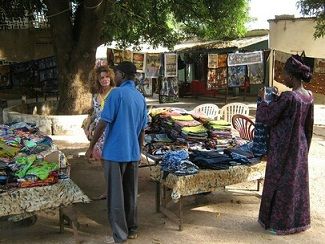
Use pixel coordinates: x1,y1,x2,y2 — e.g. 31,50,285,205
268,17,325,102
269,17,325,58
0,29,54,62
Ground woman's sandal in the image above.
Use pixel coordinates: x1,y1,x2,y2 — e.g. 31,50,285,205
92,193,107,201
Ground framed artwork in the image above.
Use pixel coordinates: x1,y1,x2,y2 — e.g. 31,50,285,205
248,63,264,84
164,53,177,77
145,53,161,78
207,67,228,90
228,66,246,87
113,49,124,65
217,54,227,68
208,54,218,68
123,50,133,62
142,78,153,96
133,52,145,72
160,77,178,97
314,58,325,74
228,51,263,66
0,65,11,88
274,50,291,84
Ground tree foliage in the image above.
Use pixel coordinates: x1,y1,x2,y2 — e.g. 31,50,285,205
298,0,325,38
0,0,250,114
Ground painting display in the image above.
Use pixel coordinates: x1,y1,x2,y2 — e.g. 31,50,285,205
228,51,263,66
208,54,227,69
274,50,291,84
314,58,325,74
145,53,161,78
0,65,11,88
133,52,145,72
247,63,264,84
207,68,227,90
135,72,153,97
208,54,218,68
113,49,124,65
112,49,133,65
164,53,177,77
217,54,228,68
228,66,246,87
159,77,179,103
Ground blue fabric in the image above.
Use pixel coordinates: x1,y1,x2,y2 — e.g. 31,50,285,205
100,80,147,162
161,150,199,176
252,122,269,156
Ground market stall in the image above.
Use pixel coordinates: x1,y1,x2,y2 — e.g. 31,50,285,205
0,122,90,230
143,107,266,230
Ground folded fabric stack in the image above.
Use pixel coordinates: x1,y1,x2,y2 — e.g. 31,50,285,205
170,115,208,141
161,149,199,176
0,123,68,189
204,120,232,148
149,107,184,134
189,150,236,170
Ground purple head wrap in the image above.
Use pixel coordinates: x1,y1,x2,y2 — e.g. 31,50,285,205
284,54,312,83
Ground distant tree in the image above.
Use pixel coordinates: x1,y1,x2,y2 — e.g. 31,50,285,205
1,0,249,114
298,0,325,38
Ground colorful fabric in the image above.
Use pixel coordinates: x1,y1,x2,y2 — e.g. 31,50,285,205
171,115,194,121
181,125,208,134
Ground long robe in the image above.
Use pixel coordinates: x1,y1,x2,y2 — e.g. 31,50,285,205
256,90,314,235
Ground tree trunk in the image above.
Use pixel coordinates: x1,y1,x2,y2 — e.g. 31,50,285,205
44,0,108,114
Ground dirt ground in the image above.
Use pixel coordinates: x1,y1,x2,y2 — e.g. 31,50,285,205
1,96,325,243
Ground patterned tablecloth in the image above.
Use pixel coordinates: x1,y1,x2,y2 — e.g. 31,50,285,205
0,178,91,217
150,161,266,201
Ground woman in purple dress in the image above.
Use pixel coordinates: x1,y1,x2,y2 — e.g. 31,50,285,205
257,55,314,235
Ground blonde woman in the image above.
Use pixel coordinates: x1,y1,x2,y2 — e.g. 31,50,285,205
82,65,115,200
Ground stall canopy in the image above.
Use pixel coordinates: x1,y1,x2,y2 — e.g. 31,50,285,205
96,41,170,59
174,35,268,53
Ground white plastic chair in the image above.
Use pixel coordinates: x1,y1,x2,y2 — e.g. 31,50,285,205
219,103,249,123
192,103,220,119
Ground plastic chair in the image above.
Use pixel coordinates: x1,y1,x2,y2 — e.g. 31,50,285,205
232,114,255,141
219,103,249,123
192,103,220,119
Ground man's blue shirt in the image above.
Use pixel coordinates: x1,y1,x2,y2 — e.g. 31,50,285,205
100,80,147,162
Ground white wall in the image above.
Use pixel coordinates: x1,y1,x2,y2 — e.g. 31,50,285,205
268,17,325,95
269,17,325,58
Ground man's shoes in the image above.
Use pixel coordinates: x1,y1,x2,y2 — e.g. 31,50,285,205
127,233,138,239
92,193,107,201
105,236,115,244
105,236,127,243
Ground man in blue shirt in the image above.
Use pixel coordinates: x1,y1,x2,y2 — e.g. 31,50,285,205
86,61,147,243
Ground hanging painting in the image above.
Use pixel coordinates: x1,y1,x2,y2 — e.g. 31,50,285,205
164,53,178,77
228,51,263,66
274,50,291,84
159,77,179,103
145,53,161,78
208,54,218,68
207,68,227,90
133,52,145,72
248,63,264,84
113,49,124,65
228,66,246,87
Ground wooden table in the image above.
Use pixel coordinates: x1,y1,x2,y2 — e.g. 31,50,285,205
149,160,266,230
0,178,90,232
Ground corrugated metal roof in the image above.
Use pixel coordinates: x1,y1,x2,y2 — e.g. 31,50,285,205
174,35,268,52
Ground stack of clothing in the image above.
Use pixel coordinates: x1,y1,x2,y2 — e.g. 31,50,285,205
161,149,199,176
189,150,236,170
0,123,68,189
170,115,208,141
149,107,185,134
205,120,232,148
